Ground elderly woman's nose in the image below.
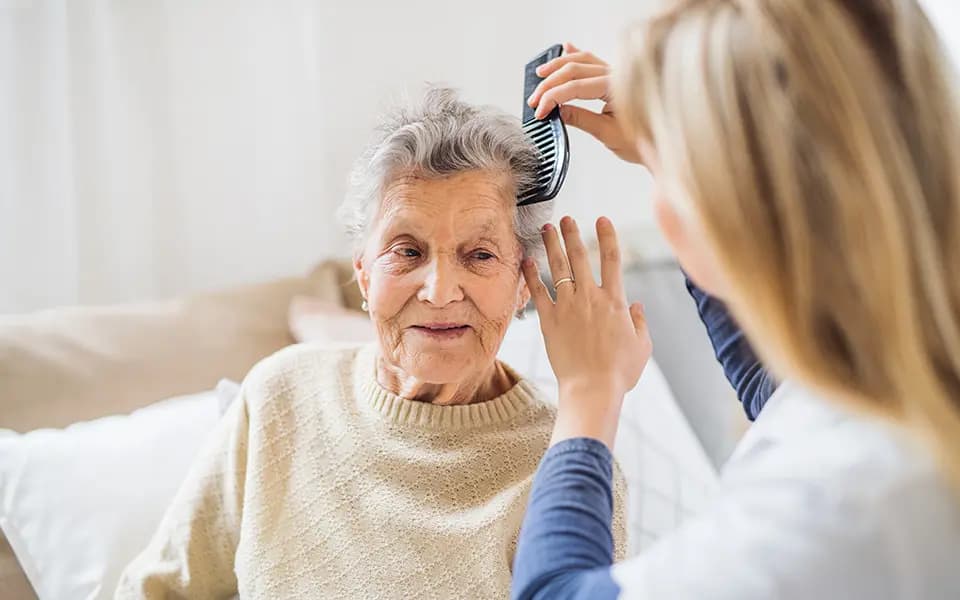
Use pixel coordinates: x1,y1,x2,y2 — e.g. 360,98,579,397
417,254,465,306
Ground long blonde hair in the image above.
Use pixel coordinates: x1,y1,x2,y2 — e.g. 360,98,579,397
616,0,960,485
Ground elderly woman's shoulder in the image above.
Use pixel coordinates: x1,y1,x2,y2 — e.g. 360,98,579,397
241,341,371,401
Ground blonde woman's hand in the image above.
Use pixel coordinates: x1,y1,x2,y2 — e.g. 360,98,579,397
522,216,652,448
527,42,643,165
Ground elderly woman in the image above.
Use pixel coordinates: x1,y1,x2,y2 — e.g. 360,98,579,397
115,87,627,599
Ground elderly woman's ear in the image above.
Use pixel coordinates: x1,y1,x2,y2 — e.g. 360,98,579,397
352,254,370,307
516,278,532,318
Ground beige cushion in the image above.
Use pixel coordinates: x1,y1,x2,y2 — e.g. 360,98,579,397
326,259,364,312
0,263,343,433
0,533,35,600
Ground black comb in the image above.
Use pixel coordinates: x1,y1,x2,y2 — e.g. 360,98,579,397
518,44,571,206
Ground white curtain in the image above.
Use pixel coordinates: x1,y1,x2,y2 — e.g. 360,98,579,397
1,0,341,312
3,0,957,314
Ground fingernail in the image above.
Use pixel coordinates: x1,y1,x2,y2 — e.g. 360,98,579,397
536,65,545,75
527,95,535,106
542,223,552,232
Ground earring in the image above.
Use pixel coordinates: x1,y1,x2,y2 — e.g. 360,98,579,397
361,299,369,312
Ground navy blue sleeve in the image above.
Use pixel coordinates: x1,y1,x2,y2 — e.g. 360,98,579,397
511,438,620,600
684,276,778,421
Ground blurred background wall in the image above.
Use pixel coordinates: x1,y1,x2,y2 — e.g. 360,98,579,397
1,0,956,312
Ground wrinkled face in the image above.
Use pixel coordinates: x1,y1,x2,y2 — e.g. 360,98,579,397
354,170,530,383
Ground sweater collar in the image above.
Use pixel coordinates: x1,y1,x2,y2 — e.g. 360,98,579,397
355,344,541,430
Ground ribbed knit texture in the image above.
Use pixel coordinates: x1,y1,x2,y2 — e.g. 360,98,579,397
115,343,627,599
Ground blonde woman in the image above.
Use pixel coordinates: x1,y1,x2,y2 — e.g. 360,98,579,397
512,1,960,598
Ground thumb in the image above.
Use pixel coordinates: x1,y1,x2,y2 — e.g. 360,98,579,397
629,302,648,336
560,104,616,143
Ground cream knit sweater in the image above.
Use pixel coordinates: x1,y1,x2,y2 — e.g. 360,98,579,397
116,343,627,599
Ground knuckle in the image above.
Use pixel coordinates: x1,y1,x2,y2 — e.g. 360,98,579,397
568,78,588,93
602,246,621,262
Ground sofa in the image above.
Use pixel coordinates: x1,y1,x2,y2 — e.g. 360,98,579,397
0,261,718,600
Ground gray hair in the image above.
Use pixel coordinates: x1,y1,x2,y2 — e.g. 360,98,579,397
338,86,552,262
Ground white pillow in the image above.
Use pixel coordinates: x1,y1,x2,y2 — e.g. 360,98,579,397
499,314,719,556
0,391,224,600
215,378,242,416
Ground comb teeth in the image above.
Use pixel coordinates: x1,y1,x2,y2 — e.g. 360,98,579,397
519,119,561,204
519,45,570,206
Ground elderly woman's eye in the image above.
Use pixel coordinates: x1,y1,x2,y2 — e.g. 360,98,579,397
394,247,421,258
472,250,495,261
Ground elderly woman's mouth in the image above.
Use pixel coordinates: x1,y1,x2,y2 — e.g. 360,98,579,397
409,323,472,340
